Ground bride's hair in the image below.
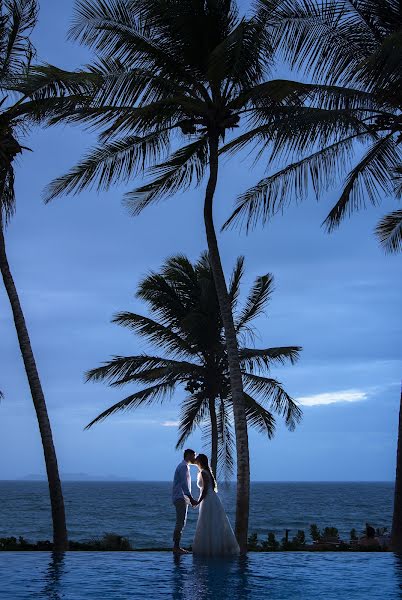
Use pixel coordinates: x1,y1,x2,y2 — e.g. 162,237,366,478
197,454,218,492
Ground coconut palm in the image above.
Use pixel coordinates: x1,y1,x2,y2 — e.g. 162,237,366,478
0,0,68,550
86,253,302,480
392,386,402,552
24,0,319,549
222,0,401,550
224,0,401,239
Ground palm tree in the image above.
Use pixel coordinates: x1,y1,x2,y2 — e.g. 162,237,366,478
27,0,316,549
392,386,402,552
0,0,68,550
222,0,402,549
224,0,401,239
85,253,302,480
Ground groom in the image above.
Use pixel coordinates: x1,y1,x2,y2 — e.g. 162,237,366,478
172,448,198,554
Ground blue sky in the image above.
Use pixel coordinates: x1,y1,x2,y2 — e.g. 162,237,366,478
0,0,400,481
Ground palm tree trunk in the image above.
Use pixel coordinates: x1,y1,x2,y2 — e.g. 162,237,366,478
204,133,250,553
0,221,68,551
392,386,402,552
209,397,218,477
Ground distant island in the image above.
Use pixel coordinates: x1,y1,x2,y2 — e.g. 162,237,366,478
19,473,137,482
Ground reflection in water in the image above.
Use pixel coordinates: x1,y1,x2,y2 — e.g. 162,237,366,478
172,554,251,600
393,552,402,595
42,552,66,600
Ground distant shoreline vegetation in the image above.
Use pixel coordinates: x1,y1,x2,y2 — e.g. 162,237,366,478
0,524,391,552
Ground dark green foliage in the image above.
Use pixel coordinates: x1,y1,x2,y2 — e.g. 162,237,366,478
350,528,358,541
0,536,35,550
0,533,132,551
32,0,305,209
323,527,339,539
375,208,402,254
86,253,302,478
225,0,402,252
247,532,259,551
70,533,132,551
0,0,38,225
292,530,306,546
310,524,321,542
261,532,280,551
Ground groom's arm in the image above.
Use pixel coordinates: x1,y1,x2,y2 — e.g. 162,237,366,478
180,464,197,506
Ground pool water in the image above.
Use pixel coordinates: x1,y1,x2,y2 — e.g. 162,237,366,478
0,552,401,599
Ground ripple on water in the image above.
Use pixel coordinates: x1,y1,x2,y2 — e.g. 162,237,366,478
0,552,401,600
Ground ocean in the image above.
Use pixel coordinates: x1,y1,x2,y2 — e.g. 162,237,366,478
0,481,394,548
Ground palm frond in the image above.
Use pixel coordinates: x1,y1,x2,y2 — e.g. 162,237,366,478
354,30,402,101
217,399,235,480
69,0,201,91
393,166,402,198
0,0,37,78
84,381,176,429
175,394,207,448
240,346,302,372
228,255,244,309
17,64,101,100
207,17,270,96
375,209,402,253
244,392,275,438
0,167,16,225
136,272,192,328
85,355,167,384
222,131,367,231
230,78,381,112
112,312,194,356
86,354,201,386
323,132,400,231
236,273,274,333
262,0,379,84
243,372,303,431
43,130,170,202
124,136,209,215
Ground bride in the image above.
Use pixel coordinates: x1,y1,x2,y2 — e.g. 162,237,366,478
192,454,240,556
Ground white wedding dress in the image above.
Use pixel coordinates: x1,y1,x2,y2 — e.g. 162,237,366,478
192,469,240,556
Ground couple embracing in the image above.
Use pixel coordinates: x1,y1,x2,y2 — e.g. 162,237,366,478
172,448,240,556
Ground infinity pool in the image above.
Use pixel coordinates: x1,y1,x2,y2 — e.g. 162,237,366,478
0,552,401,599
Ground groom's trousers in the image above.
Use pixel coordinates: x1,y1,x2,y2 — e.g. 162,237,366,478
173,499,188,548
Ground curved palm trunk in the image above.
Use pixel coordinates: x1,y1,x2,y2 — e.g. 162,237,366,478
203,134,250,553
392,386,402,552
209,397,218,477
0,222,68,551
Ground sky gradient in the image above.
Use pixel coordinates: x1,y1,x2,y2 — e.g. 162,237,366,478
0,0,400,481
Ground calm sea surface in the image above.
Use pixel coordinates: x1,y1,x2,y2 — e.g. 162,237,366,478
1,552,401,600
0,481,393,548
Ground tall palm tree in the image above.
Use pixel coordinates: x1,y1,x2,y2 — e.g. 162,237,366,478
392,386,402,552
0,0,68,550
85,253,302,480
222,0,402,549
27,0,315,549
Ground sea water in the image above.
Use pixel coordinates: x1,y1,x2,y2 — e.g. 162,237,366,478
0,481,393,547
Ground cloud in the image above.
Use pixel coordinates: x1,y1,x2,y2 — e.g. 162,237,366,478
162,420,180,427
297,389,368,407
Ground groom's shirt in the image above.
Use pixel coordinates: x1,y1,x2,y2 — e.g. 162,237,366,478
172,460,191,503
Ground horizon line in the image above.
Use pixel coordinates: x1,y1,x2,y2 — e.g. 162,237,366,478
0,479,394,483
